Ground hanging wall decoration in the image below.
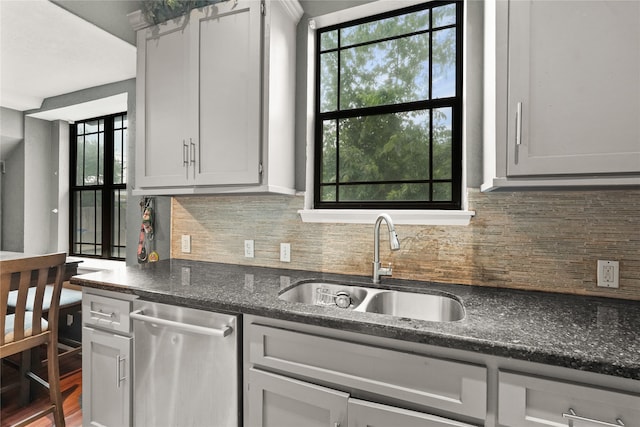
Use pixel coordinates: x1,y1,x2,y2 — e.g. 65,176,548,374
138,198,158,263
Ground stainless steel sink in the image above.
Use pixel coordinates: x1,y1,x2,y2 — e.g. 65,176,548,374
278,281,368,309
278,281,465,322
362,290,465,322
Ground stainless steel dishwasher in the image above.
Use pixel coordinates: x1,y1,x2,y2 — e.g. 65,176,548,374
130,300,238,426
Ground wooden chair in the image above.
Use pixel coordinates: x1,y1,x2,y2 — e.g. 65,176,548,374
1,253,67,427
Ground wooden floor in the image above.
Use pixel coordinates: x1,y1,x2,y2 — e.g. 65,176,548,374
1,352,82,427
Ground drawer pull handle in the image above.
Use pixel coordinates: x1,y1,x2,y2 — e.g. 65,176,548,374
90,309,115,319
563,408,624,427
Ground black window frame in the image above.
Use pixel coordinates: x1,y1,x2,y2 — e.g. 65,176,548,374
313,0,464,210
69,112,127,260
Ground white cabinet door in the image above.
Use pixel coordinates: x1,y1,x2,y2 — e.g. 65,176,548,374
507,0,640,177
192,0,262,186
348,399,477,427
498,371,640,427
247,368,348,427
82,326,132,427
136,16,192,188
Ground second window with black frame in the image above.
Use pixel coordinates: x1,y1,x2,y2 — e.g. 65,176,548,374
314,1,463,210
70,113,127,259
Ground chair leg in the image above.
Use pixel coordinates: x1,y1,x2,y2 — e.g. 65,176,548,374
19,349,31,406
47,340,66,427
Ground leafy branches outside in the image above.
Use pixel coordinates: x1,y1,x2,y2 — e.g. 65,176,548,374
317,2,460,207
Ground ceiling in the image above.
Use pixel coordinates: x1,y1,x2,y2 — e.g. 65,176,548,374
0,0,136,115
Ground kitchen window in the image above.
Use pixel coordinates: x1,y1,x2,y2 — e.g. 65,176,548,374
313,1,463,211
70,113,127,259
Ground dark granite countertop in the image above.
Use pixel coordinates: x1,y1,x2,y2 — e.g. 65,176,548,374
71,259,640,381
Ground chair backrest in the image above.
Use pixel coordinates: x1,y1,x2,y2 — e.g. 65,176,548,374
1,253,67,353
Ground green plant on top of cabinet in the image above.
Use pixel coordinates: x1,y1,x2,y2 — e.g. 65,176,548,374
483,0,640,191
131,0,302,195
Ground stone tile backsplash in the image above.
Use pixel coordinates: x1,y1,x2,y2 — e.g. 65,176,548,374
171,189,640,300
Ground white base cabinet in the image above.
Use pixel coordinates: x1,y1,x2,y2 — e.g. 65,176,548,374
483,0,640,190
244,317,487,427
244,315,640,427
81,289,136,427
131,0,302,195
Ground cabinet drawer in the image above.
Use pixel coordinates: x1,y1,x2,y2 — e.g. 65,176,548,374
249,324,487,420
82,293,132,334
498,371,640,427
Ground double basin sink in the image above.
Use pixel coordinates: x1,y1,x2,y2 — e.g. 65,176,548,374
278,280,465,322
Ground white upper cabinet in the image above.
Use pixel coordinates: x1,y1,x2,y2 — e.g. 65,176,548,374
483,0,640,191
132,0,302,195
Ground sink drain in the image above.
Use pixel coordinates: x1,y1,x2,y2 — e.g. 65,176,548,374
334,292,351,309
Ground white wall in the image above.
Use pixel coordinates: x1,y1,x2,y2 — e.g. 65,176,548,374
1,140,25,251
23,116,55,254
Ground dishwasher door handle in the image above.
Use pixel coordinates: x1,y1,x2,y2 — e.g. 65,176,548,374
130,309,233,337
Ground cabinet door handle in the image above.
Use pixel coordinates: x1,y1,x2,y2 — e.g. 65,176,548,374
562,408,624,427
190,138,196,179
183,140,189,179
515,101,523,146
116,355,127,388
182,140,189,166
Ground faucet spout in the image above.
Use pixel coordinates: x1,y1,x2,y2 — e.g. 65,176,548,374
373,213,400,284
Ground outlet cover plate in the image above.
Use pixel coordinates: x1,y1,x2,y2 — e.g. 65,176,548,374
244,240,255,258
597,260,619,288
280,243,291,263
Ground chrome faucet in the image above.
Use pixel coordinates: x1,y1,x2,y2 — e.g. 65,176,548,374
372,213,400,284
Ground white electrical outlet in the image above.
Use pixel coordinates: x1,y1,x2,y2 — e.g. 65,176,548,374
597,260,619,288
280,243,291,263
244,240,255,258
181,235,191,253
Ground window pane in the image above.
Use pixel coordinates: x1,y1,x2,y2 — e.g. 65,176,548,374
432,28,456,99
321,120,337,183
337,110,430,183
320,51,338,112
320,185,336,202
433,3,456,28
114,130,123,184
340,183,430,202
340,9,429,47
122,129,127,185
85,120,99,133
84,133,99,185
433,182,452,201
74,191,101,256
433,107,452,180
98,133,104,185
76,136,84,186
320,29,338,51
112,189,126,257
340,34,429,110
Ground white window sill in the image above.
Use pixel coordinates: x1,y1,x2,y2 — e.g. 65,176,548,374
297,209,475,225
